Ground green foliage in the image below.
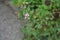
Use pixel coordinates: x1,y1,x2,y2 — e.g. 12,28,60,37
12,0,60,40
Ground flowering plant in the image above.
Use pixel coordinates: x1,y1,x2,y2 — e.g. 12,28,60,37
12,0,60,40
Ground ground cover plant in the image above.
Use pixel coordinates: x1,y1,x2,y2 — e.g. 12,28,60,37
12,0,60,40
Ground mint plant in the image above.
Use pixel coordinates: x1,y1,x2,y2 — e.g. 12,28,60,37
12,0,60,40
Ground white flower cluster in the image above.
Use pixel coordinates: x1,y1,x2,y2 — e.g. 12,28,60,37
24,13,30,19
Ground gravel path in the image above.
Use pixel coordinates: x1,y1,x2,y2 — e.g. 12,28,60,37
0,3,23,40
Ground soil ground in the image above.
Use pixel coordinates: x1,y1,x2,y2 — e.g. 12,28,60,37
0,3,23,40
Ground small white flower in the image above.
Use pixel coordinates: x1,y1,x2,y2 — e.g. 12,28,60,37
24,13,29,19
24,5,26,9
24,13,29,16
25,2,29,4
